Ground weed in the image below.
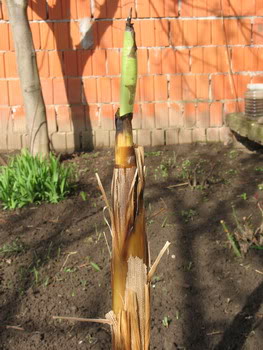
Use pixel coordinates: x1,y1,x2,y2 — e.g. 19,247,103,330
0,150,75,209
255,166,263,172
154,164,169,179
181,209,197,223
229,150,239,159
162,316,171,328
0,239,25,255
145,151,162,157
238,193,247,201
80,191,88,201
90,262,101,271
258,184,263,191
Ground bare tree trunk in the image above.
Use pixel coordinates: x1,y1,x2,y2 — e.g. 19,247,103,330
6,0,49,156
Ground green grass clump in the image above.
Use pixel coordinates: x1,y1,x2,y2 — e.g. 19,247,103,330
0,150,75,209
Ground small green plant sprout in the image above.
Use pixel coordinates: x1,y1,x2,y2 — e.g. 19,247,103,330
90,262,101,272
258,184,263,191
181,209,197,223
255,166,263,172
220,220,242,258
144,151,162,157
238,193,247,201
0,239,25,256
229,150,239,159
162,316,171,328
80,191,88,201
154,163,169,179
0,150,75,209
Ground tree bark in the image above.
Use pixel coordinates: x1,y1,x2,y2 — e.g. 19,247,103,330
6,0,49,156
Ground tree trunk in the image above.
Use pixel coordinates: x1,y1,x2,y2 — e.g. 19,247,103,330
6,0,49,156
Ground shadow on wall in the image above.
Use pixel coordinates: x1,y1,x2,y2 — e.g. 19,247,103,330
29,0,119,153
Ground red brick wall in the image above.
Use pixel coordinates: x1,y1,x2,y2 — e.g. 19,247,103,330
0,0,263,151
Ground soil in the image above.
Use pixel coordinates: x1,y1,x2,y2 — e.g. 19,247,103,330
0,143,263,350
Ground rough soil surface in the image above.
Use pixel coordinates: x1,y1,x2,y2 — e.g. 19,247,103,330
0,143,263,350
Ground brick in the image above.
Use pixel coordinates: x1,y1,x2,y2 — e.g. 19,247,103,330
258,48,263,71
217,46,229,73
211,20,225,45
176,49,190,73
67,78,82,104
191,47,203,73
49,51,63,77
97,77,112,103
244,47,258,72
47,0,62,20
51,132,67,152
0,23,9,50
152,129,164,146
13,106,26,133
54,22,70,50
8,133,22,151
224,101,238,114
0,107,11,149
210,102,223,127
53,78,68,105
224,19,239,46
0,81,9,105
206,128,220,142
219,126,232,145
166,129,179,145
169,103,183,127
251,74,263,84
82,129,94,151
133,104,142,129
96,20,113,49
9,25,15,51
30,0,47,20
179,129,193,144
92,50,106,76
83,78,97,103
138,130,151,146
94,0,107,18
64,51,78,76
193,0,208,17
181,0,193,17
183,20,198,47
170,20,183,47
21,134,29,149
196,103,210,128
203,47,217,73
253,18,263,45
107,49,120,75
237,75,250,99
221,0,240,16
70,21,81,49
242,0,256,15
140,20,155,47
184,103,196,128
8,80,23,106
112,20,125,48
101,104,114,130
161,48,176,74
41,79,53,105
164,0,178,16
154,75,167,101
110,77,119,103
5,52,18,78
1,1,9,20
170,75,182,101
150,0,164,17
71,106,85,132
30,22,40,50
192,128,206,143
139,76,154,102
155,103,169,128
86,104,100,129
0,53,5,78
196,75,209,100
76,0,91,18
66,131,78,153
36,51,49,78
197,20,211,46
256,0,263,15
96,130,109,147
142,103,155,129
62,0,73,19
137,49,148,75
56,106,72,132
137,0,150,17
40,22,54,50
78,50,93,76
149,49,162,74
107,0,122,18
237,19,251,45
46,106,57,134
154,20,169,47
182,75,196,101
211,75,224,100
224,74,238,100
232,47,244,72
